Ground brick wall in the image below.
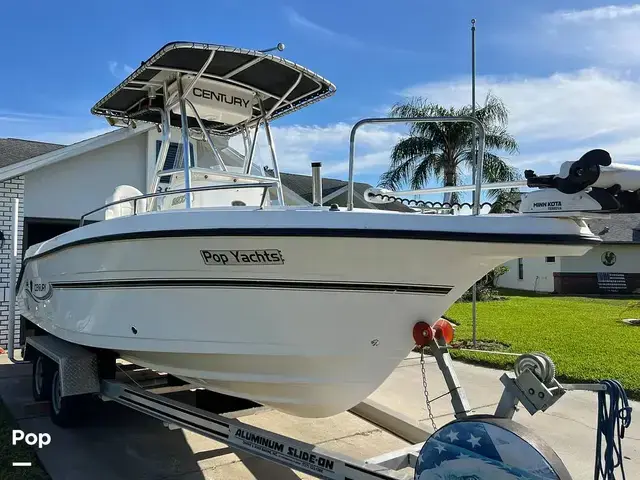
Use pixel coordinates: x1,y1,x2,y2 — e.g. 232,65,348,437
0,176,24,349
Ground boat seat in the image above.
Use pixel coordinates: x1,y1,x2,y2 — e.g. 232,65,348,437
104,185,147,220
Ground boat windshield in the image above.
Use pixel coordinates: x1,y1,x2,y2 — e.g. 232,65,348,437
167,130,273,178
145,128,280,212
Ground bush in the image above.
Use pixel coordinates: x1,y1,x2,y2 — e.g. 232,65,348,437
458,266,509,302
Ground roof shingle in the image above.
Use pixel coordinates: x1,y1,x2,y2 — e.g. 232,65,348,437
279,172,415,212
0,138,65,168
586,214,640,243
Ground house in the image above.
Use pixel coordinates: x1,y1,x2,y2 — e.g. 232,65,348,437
0,125,411,348
279,171,413,213
496,214,640,294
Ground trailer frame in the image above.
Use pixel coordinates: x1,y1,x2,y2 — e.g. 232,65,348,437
22,333,430,480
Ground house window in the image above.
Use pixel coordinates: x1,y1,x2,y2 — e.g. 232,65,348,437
545,256,555,263
155,140,195,189
518,258,524,280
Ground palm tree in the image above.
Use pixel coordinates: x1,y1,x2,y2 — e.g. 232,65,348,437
379,93,520,209
489,189,522,213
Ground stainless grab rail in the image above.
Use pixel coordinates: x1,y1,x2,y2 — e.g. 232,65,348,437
79,181,279,227
347,116,486,214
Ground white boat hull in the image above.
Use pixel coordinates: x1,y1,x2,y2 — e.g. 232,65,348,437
18,208,598,417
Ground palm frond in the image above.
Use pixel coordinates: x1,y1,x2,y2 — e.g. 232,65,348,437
410,153,440,189
378,156,417,189
378,135,442,190
484,127,519,155
474,92,510,128
381,93,520,197
481,152,522,200
390,136,438,163
481,152,520,183
390,98,451,146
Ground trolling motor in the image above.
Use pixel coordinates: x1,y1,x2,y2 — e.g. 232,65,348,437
520,149,640,215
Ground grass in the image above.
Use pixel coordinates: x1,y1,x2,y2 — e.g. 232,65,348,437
0,400,49,480
444,290,640,400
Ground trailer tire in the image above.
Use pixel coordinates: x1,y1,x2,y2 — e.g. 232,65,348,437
50,369,87,428
32,355,54,402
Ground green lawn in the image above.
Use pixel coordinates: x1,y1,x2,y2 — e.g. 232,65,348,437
0,400,49,480
445,290,640,400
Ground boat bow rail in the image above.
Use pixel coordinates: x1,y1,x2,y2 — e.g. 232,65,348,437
347,116,487,215
351,126,640,216
79,181,278,226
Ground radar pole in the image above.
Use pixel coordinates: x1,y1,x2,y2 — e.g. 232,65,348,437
471,18,478,348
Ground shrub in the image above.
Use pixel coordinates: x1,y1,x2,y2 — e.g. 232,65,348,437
458,266,509,302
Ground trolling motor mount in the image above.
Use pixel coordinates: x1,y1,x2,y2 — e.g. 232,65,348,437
524,149,612,194
364,147,640,215
520,148,640,215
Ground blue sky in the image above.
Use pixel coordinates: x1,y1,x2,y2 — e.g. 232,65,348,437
2,1,640,194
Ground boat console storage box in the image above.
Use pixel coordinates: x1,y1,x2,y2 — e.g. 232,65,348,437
167,76,255,125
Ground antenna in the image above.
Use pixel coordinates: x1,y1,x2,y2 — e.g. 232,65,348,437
470,18,478,349
260,43,286,53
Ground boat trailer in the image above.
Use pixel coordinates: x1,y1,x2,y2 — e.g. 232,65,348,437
11,325,631,480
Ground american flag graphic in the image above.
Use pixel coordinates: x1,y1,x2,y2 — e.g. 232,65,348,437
414,420,561,479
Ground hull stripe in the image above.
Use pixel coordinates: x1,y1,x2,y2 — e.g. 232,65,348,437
24,227,601,263
49,279,453,295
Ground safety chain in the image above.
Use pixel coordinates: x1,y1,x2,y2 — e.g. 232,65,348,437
420,347,437,432
368,192,518,211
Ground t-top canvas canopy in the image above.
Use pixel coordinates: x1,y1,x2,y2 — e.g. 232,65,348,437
91,42,336,136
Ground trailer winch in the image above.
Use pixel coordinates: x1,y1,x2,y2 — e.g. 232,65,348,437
411,329,632,480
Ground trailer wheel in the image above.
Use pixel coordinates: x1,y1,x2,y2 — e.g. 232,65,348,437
50,369,86,428
32,355,54,402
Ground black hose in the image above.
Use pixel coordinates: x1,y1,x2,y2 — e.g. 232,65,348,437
594,379,632,480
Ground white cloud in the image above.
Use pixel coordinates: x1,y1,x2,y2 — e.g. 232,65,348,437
515,135,640,172
275,122,401,151
0,116,31,123
229,63,640,183
0,109,116,146
271,123,402,175
283,7,420,57
322,150,394,176
108,61,134,79
401,68,640,172
536,4,640,66
551,4,640,22
27,127,117,146
231,122,402,179
284,7,362,49
0,110,69,122
283,7,366,50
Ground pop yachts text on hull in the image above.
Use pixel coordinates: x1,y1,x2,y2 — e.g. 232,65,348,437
16,41,640,418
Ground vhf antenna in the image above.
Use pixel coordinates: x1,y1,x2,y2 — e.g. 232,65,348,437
260,43,285,53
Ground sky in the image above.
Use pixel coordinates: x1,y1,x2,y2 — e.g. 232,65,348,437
2,0,640,196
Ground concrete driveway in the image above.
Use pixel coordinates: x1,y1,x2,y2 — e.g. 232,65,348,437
1,353,638,480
